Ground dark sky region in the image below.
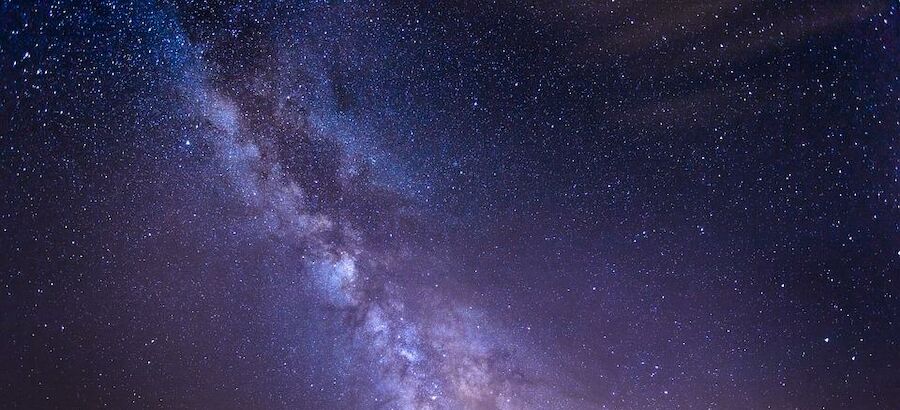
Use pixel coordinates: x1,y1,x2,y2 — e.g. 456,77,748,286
1,0,898,409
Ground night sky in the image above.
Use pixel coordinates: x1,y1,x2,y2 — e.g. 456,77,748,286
2,1,899,409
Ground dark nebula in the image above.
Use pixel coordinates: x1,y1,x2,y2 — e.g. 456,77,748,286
2,1,898,409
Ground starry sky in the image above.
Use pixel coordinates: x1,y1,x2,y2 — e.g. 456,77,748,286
1,0,899,409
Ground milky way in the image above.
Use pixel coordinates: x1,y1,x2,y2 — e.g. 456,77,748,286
180,34,576,407
2,1,898,409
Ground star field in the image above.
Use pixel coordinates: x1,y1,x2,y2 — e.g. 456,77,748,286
1,1,898,409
